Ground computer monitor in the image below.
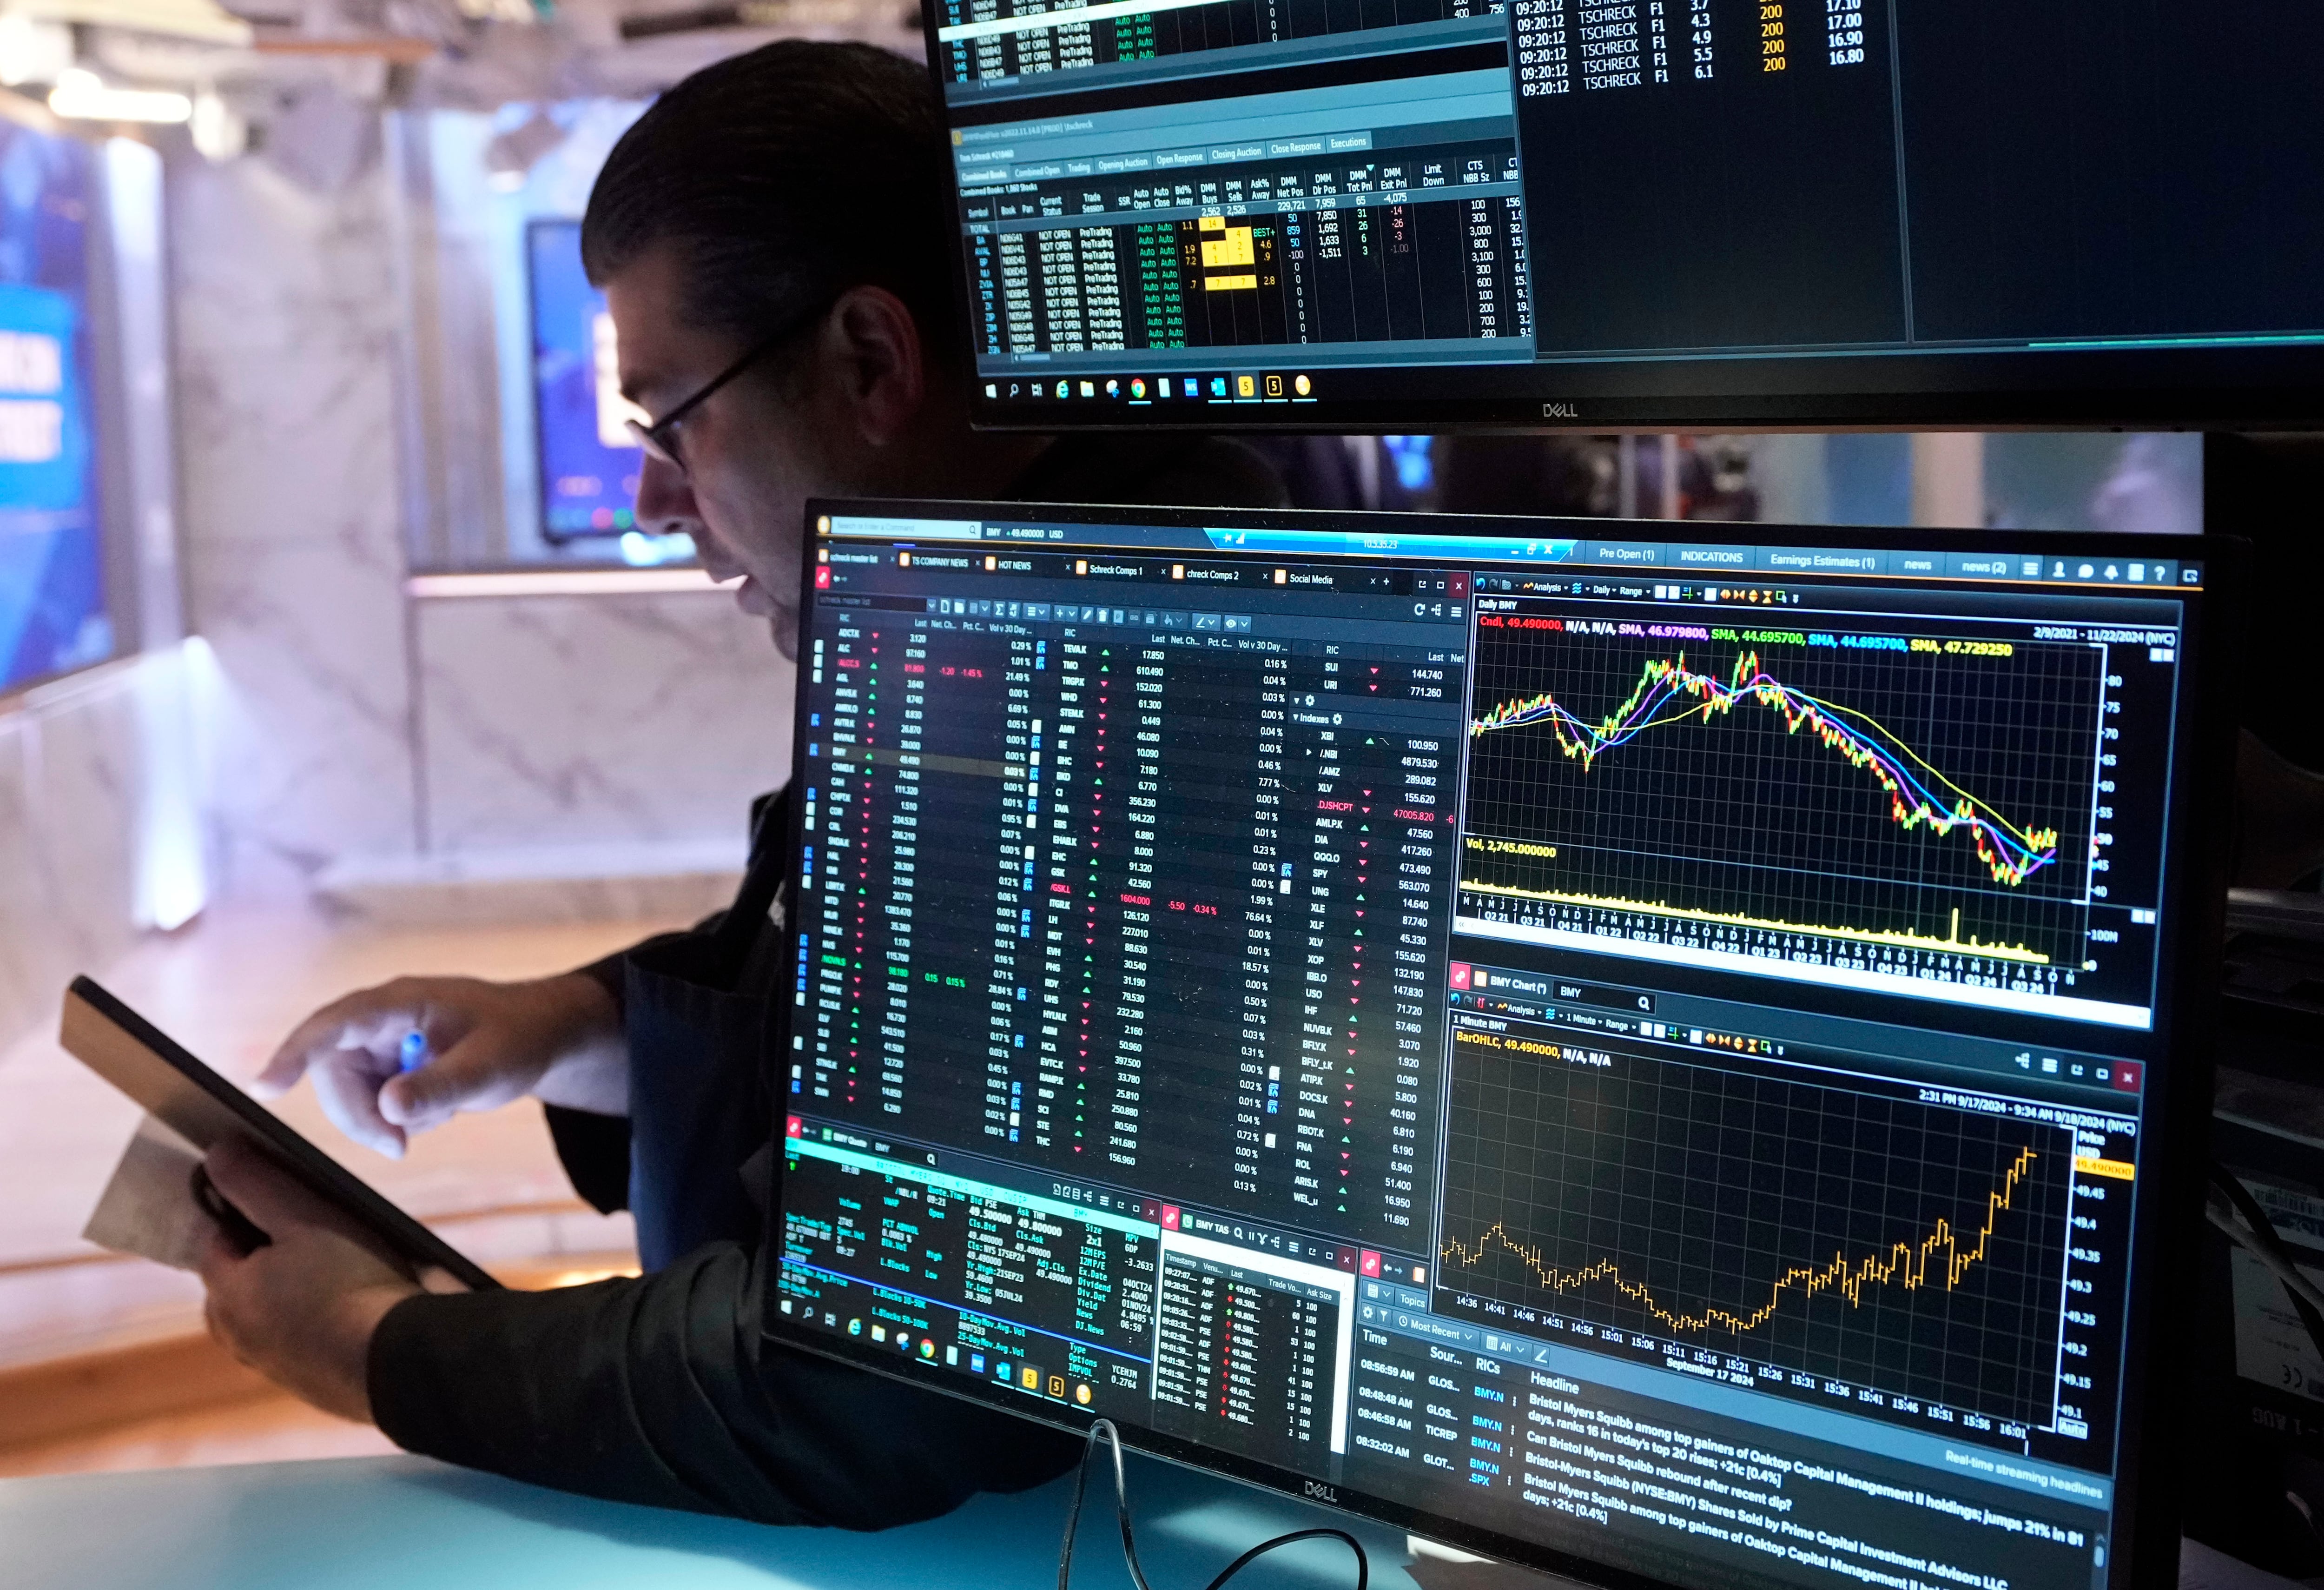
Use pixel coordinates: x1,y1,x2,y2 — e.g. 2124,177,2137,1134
0,117,106,695
924,0,2324,430
525,219,643,542
768,502,2235,1590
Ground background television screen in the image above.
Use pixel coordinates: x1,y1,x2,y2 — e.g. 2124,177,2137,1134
928,0,2324,430
527,219,642,541
0,118,104,695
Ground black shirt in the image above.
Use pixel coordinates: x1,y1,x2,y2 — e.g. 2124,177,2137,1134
367,436,1287,1525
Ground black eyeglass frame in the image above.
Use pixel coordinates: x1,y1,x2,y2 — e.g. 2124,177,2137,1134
623,298,834,471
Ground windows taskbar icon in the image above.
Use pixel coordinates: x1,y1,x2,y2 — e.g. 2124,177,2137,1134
997,372,1316,401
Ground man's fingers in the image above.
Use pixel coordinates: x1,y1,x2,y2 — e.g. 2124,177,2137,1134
379,1027,516,1127
255,989,420,1099
309,1055,409,1159
193,1219,245,1290
416,1265,470,1296
253,1006,346,1097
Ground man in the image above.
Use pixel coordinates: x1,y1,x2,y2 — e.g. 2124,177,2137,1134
193,39,1284,1525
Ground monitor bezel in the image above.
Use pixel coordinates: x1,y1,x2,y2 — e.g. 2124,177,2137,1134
769,499,2237,1590
914,12,2324,433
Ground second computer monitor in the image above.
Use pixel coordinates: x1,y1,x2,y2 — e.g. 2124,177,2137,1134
931,0,2324,429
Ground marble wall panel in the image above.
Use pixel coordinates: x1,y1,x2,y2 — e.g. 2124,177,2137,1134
22,678,141,976
414,590,791,855
0,660,168,1055
168,150,415,900
0,720,40,1052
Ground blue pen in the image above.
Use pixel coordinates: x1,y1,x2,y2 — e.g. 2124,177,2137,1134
398,1030,431,1073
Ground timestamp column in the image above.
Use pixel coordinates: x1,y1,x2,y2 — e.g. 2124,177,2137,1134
1512,0,1571,95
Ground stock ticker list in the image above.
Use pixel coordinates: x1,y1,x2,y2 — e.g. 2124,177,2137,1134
1152,1250,1340,1470
795,555,1471,1248
938,0,1512,86
964,154,1531,360
1508,0,1911,352
1511,0,1870,94
776,1132,1162,1400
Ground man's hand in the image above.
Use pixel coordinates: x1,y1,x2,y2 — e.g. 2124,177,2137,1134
255,973,626,1158
194,1137,454,1424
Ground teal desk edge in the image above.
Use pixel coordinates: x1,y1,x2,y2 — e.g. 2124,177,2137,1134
0,1450,1426,1590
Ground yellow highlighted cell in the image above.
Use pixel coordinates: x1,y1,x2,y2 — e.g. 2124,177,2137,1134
1200,227,1255,267
1205,273,1258,292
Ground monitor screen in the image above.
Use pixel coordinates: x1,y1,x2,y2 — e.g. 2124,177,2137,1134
0,119,104,696
526,219,643,541
770,504,2230,1590
926,0,2324,429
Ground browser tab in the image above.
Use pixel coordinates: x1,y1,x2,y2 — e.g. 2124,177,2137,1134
1893,552,1941,576
1945,553,2018,579
1670,543,1753,571
1585,540,1666,568
1757,546,1884,576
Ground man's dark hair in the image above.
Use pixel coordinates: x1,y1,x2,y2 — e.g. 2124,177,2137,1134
583,41,957,357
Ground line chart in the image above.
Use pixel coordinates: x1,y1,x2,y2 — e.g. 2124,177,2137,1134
1441,1144,2040,1335
1470,649,2061,888
1438,1037,2075,1424
1454,606,2109,1000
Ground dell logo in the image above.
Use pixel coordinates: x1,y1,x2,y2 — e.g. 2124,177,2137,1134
1303,1481,1340,1504
1541,402,1579,418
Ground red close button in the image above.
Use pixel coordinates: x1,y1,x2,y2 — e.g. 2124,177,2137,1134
2111,1061,2142,1093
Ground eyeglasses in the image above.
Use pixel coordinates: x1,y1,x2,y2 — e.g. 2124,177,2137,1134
623,300,832,473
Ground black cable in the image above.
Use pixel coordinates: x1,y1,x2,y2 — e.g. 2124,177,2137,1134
1059,1420,1369,1590
1058,1419,1151,1590
2213,1164,2324,1365
1200,1530,1369,1590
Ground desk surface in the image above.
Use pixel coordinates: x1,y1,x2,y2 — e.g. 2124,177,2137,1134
0,1449,1425,1590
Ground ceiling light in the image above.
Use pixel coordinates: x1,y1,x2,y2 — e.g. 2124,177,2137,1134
189,88,244,160
49,67,191,123
0,15,72,86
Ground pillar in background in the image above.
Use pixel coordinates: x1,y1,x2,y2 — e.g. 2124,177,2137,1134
1910,433,1986,528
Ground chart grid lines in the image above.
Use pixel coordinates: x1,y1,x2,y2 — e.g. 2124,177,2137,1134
1437,1039,2074,1425
1456,609,2115,1011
